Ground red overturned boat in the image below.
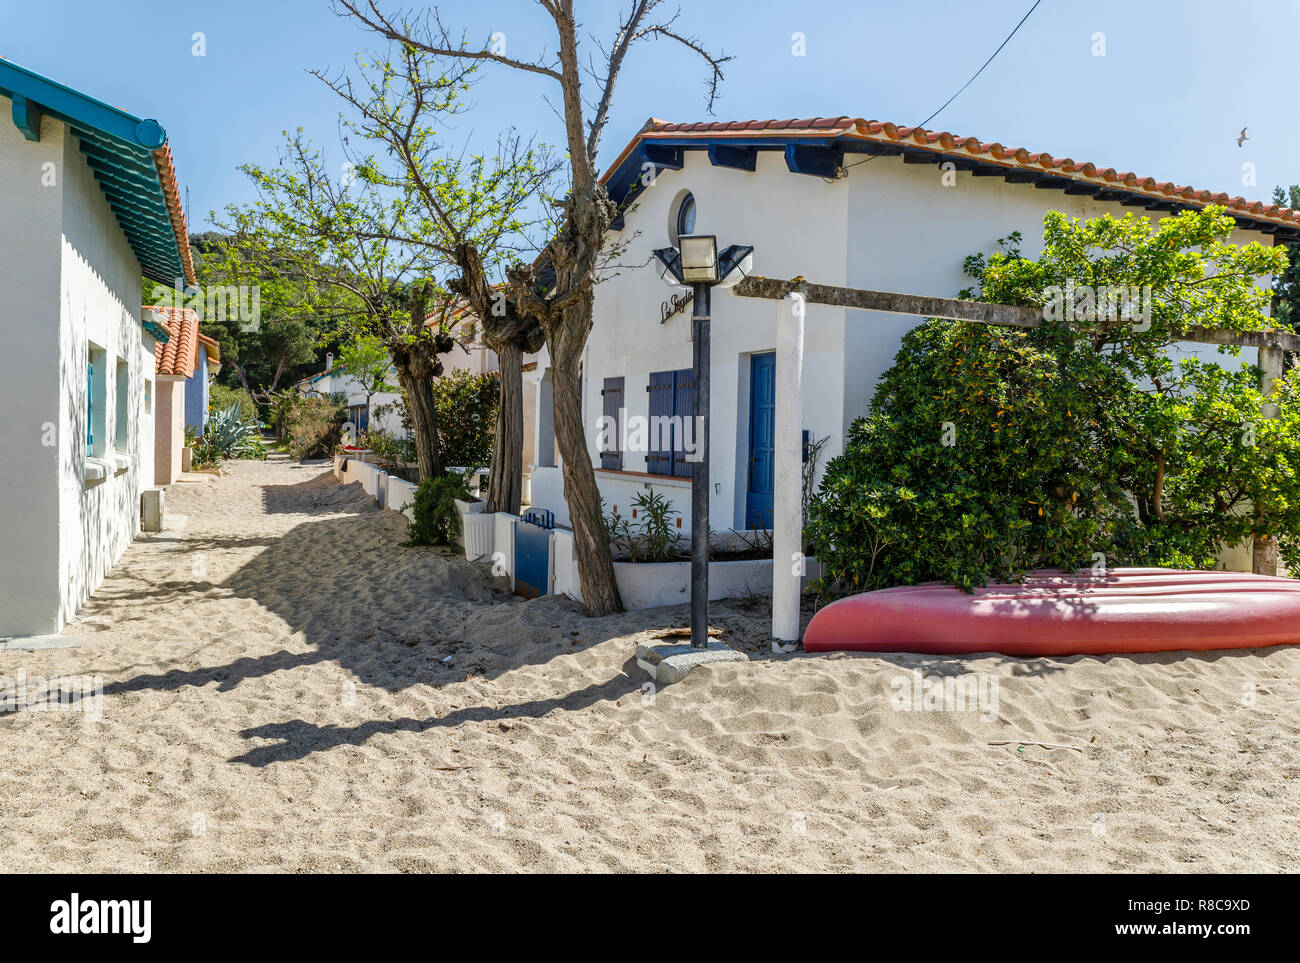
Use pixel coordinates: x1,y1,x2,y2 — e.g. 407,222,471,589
802,568,1300,657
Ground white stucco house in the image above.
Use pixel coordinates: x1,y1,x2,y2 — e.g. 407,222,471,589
528,116,1300,549
0,58,195,638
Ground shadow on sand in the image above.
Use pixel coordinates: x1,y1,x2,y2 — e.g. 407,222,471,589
13,464,1278,768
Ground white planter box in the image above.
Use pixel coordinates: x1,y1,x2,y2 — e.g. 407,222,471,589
454,497,485,517
462,511,495,561
554,554,821,610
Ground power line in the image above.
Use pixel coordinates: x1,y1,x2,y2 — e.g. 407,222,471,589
915,0,1045,131
841,0,1045,175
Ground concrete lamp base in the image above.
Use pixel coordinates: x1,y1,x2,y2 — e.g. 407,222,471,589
635,640,749,685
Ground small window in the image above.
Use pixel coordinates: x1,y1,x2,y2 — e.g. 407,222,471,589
144,378,153,416
115,358,130,451
676,192,696,239
87,344,107,458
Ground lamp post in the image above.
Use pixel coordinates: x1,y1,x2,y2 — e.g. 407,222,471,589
654,236,754,649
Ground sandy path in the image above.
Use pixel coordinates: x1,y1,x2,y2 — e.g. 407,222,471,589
1,455,1298,872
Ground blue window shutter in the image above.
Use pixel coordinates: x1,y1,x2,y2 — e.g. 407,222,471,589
672,368,694,478
646,371,674,475
600,377,624,470
87,360,94,455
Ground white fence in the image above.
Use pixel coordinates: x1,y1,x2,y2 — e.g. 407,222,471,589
331,455,807,608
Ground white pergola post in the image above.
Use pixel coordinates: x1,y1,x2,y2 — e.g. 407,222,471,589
772,292,805,642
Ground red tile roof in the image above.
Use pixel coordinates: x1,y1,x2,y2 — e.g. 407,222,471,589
606,116,1300,232
151,144,196,284
146,305,200,377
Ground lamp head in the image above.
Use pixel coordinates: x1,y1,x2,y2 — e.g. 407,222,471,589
678,234,719,284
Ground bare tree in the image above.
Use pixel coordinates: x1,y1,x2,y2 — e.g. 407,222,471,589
335,0,730,616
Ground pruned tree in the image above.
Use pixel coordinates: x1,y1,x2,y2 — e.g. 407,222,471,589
215,133,457,480
335,0,731,616
311,43,559,516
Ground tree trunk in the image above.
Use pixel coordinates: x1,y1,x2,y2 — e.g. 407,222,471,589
395,363,440,481
389,327,446,482
548,313,622,616
487,340,524,514
1254,535,1279,576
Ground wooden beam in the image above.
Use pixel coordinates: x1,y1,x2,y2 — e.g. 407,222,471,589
784,144,843,178
732,275,1040,327
708,144,757,172
1178,327,1300,352
731,274,1300,352
11,95,41,141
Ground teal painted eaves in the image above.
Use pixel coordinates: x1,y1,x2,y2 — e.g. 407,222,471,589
0,56,187,285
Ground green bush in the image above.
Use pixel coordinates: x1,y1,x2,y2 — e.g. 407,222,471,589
406,473,470,549
809,207,1300,595
431,369,498,468
268,388,303,439
359,427,399,471
284,394,345,460
209,383,258,424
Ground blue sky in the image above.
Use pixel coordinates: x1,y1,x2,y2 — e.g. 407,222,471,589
4,0,1298,230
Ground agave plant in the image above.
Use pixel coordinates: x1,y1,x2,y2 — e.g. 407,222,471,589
205,403,259,457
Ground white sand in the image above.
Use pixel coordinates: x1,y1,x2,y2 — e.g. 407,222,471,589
1,455,1298,872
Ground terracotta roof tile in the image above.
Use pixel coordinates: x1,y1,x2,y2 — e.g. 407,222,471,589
606,116,1299,231
150,145,196,285
146,305,200,377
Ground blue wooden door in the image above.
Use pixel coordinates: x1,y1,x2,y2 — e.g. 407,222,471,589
746,352,776,529
513,521,551,599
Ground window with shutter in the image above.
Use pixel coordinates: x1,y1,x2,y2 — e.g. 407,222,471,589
672,369,694,478
646,371,675,475
600,376,624,469
647,368,695,477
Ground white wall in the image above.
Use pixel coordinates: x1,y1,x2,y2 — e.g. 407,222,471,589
0,104,65,634
842,159,1267,425
56,121,154,632
579,150,849,531
0,98,155,636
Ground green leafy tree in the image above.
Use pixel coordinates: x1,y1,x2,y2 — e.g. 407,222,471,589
1271,185,1300,334
146,233,329,405
431,368,499,469
214,132,455,480
810,207,1300,594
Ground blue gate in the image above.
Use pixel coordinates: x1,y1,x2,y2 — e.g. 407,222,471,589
513,511,553,599
746,351,776,529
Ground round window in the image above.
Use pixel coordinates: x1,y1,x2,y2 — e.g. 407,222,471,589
676,192,696,238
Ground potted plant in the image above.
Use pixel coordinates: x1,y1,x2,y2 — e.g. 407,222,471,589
451,467,485,517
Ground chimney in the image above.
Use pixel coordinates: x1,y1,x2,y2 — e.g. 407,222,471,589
326,352,334,370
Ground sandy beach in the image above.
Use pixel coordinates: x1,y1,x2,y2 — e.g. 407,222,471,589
2,455,1298,872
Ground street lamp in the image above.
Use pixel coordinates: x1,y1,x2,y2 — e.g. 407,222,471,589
653,236,754,648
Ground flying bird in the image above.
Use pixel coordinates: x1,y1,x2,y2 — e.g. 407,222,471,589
1238,127,1249,147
